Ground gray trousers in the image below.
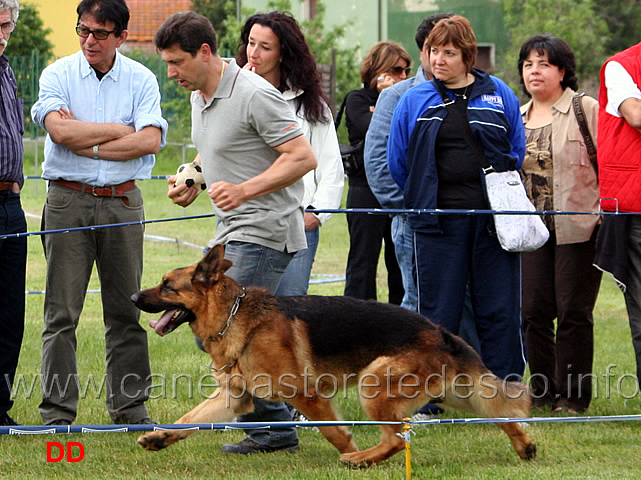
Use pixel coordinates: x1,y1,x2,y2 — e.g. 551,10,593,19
39,183,151,424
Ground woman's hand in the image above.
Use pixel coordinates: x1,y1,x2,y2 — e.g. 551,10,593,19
376,73,396,92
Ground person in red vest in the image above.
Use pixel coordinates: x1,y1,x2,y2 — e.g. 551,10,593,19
595,41,641,389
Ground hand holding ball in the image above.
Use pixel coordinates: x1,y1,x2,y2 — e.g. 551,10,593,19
174,161,206,191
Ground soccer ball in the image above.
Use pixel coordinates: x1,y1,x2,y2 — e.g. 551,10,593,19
174,161,206,191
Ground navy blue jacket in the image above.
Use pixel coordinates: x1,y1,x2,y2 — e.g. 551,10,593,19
387,69,525,233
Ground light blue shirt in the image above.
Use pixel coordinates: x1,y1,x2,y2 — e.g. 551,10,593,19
364,68,428,209
31,50,168,186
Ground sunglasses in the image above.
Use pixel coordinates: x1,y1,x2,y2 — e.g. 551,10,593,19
75,24,116,40
391,65,412,75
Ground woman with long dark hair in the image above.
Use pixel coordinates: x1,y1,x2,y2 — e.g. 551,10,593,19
237,11,344,297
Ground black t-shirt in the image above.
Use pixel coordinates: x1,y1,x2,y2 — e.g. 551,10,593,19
435,84,488,209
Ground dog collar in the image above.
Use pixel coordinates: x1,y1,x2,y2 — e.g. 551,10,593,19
208,287,246,342
208,358,237,373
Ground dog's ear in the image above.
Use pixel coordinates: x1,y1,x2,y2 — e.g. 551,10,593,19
193,244,233,286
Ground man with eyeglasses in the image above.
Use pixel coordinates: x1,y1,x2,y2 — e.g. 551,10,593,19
31,0,168,426
0,0,25,428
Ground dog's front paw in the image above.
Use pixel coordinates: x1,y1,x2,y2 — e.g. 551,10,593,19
138,432,171,451
523,441,537,460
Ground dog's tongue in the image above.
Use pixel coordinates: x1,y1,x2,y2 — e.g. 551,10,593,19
149,309,177,336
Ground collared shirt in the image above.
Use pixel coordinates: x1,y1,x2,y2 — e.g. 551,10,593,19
520,88,600,244
193,59,306,252
0,54,24,187
31,50,168,186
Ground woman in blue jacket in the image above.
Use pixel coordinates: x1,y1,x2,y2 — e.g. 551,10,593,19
388,15,527,380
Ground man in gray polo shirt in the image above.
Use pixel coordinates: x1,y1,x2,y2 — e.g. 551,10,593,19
154,12,316,455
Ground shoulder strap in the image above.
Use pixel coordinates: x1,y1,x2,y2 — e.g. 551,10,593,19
432,80,493,173
572,93,598,180
334,92,350,130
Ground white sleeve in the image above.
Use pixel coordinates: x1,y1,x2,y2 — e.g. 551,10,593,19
604,61,641,117
303,108,345,225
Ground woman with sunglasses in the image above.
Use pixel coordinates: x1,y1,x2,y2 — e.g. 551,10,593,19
343,41,412,304
388,16,526,381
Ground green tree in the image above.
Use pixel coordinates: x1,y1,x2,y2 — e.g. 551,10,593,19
191,0,227,34
10,1,53,58
190,0,248,57
295,2,361,105
192,0,360,107
499,0,608,97
593,0,641,56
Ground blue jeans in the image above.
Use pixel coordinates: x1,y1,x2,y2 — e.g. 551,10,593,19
391,215,418,311
276,228,319,296
214,241,298,447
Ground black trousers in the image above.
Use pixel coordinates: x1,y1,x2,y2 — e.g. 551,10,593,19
344,182,404,304
522,229,601,412
0,191,27,415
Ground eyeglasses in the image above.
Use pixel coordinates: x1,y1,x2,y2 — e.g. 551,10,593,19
1,21,15,34
391,65,412,75
75,24,116,40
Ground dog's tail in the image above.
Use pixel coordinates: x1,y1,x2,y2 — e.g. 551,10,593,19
442,371,531,420
427,329,536,460
435,348,535,460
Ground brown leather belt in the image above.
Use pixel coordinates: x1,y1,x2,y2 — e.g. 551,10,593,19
0,182,15,191
50,179,136,198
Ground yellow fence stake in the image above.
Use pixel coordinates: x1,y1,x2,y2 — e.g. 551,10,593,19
398,417,415,479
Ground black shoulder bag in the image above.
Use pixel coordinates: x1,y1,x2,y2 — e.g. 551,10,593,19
335,93,364,175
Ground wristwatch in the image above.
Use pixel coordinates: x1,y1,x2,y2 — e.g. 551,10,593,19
93,144,99,159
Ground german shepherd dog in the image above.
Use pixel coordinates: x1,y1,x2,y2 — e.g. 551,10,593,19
131,244,536,466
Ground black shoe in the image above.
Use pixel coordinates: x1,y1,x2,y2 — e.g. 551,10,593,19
417,403,444,415
221,437,299,455
47,419,72,426
113,416,157,425
0,412,20,426
132,417,157,425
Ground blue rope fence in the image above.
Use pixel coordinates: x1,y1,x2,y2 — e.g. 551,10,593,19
3,414,641,436
5,188,640,448
2,207,637,242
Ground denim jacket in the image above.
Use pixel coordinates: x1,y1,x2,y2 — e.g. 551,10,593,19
364,68,429,209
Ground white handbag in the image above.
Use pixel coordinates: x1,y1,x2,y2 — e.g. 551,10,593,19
484,169,549,252
433,79,549,252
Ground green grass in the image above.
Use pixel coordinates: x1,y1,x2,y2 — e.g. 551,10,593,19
3,146,641,478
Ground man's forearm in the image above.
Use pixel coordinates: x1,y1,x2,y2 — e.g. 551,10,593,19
44,111,136,150
74,126,162,161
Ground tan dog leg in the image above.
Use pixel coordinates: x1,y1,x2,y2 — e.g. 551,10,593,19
290,395,359,454
497,422,537,460
339,424,404,467
138,390,252,451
